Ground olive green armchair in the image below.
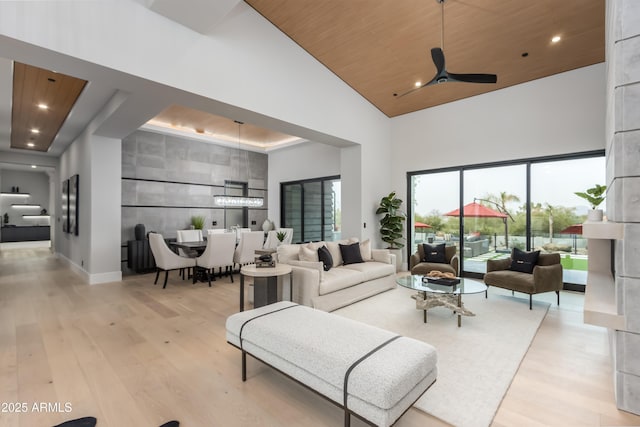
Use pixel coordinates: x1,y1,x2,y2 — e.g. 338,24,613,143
410,244,459,277
483,251,563,309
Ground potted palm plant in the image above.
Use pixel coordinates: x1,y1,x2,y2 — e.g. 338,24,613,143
376,192,406,271
575,184,606,222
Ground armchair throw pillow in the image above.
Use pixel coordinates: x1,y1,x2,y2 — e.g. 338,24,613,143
422,243,446,263
509,247,540,274
340,242,364,265
317,245,333,271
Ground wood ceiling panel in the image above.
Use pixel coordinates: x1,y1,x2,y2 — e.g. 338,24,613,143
11,62,87,152
246,0,604,117
149,105,300,147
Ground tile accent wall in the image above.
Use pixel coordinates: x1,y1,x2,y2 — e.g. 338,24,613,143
121,129,268,248
606,0,640,415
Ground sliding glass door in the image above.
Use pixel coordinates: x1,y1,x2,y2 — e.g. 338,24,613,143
530,157,605,285
462,165,526,274
408,151,604,287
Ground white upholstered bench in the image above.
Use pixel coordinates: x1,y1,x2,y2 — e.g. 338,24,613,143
226,301,438,427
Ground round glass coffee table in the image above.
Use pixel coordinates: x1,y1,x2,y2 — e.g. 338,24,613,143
396,275,487,327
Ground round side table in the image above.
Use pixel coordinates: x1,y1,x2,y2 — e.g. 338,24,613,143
239,264,293,311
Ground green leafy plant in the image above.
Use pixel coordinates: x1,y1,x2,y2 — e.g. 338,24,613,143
191,215,205,230
376,191,406,249
276,231,286,242
575,184,606,209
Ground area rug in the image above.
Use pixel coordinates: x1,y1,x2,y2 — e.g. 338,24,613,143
333,286,549,427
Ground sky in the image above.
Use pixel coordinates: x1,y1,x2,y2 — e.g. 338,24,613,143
412,156,605,217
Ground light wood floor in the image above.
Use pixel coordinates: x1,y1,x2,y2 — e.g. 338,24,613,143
1,248,639,427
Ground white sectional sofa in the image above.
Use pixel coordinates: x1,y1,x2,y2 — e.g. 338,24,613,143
277,239,397,312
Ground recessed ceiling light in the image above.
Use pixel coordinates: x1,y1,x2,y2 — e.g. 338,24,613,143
31,128,40,134
37,103,48,110
551,35,561,43
414,81,422,87
27,142,35,147
31,165,37,169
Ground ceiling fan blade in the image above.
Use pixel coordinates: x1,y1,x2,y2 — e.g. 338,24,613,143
447,72,497,84
431,48,445,75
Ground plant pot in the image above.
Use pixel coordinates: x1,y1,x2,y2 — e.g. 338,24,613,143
587,209,603,222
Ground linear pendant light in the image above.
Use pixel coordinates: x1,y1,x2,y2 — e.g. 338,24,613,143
213,120,264,208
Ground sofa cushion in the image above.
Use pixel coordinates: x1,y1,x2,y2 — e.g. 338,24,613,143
317,245,333,271
510,248,540,274
277,244,301,263
422,243,446,263
340,242,364,265
319,267,366,295
341,261,395,281
484,269,535,293
298,243,324,262
359,239,372,261
411,261,456,277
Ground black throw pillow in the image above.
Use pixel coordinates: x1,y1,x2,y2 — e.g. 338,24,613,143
422,243,446,263
510,247,540,274
340,242,364,265
317,245,333,271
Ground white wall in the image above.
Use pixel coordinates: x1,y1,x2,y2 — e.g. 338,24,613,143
390,64,606,198
267,141,342,228
90,135,121,280
57,93,124,284
0,0,394,255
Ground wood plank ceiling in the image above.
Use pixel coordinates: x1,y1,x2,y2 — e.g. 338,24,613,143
11,62,87,152
245,0,605,117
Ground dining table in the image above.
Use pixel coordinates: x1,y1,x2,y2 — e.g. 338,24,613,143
169,240,208,282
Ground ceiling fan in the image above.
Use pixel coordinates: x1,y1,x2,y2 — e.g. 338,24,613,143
394,0,497,98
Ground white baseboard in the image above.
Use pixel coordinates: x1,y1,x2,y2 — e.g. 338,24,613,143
55,252,122,285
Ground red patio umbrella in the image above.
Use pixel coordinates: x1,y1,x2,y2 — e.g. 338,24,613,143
443,202,507,218
559,224,583,235
445,202,509,250
414,221,432,228
559,224,583,254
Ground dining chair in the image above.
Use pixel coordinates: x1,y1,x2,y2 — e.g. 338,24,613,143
233,231,265,270
148,232,196,289
263,230,279,249
176,229,203,278
176,229,203,253
195,232,237,286
206,228,228,234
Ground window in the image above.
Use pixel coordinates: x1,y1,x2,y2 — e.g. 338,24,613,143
408,151,604,288
281,176,340,243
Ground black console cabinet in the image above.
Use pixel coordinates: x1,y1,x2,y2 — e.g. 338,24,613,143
1,226,51,242
127,240,157,273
